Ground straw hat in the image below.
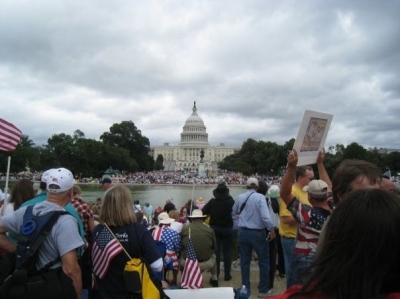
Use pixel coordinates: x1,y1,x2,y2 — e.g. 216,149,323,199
196,197,205,204
188,209,207,218
157,212,175,224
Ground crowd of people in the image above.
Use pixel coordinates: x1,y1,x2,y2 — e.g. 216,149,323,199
0,152,399,299
1,170,283,186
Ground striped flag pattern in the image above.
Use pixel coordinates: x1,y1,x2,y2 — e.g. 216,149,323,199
180,238,203,289
152,226,179,270
0,118,22,152
92,225,123,279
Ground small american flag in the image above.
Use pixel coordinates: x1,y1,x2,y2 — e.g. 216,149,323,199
0,118,22,152
180,238,203,289
92,225,123,279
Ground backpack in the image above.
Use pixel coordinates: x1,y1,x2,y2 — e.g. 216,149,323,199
104,224,170,299
124,257,168,299
0,205,77,299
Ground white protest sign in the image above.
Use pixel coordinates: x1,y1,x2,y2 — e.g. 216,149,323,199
292,110,333,166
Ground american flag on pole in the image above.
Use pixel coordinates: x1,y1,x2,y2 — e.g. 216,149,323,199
180,237,203,289
0,118,22,152
92,225,123,279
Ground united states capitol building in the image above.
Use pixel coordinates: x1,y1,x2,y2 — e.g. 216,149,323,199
149,102,239,173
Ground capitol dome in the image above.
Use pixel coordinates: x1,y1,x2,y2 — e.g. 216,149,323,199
150,102,237,173
180,102,209,145
184,111,204,126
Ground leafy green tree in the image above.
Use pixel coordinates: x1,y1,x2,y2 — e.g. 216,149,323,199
218,154,239,172
323,144,346,177
40,133,75,171
343,142,368,160
0,135,40,173
218,138,295,175
366,147,386,170
73,129,85,141
253,141,281,175
39,130,138,177
71,138,100,177
102,144,137,174
386,152,400,175
235,161,254,176
4,124,398,178
327,144,345,156
155,154,164,170
100,121,151,171
239,138,259,166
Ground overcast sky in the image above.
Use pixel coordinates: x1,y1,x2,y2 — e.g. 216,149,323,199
1,0,400,151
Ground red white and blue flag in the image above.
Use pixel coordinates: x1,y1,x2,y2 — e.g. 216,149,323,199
180,238,203,289
92,225,123,279
152,226,179,270
0,118,22,152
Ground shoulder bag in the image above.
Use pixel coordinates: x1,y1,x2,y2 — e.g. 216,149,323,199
104,224,170,299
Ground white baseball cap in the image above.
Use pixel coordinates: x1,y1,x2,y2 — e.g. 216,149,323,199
246,177,259,187
41,169,53,183
47,168,75,194
303,180,328,197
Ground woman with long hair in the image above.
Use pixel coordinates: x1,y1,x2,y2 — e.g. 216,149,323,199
272,188,400,299
92,185,163,299
1,179,35,216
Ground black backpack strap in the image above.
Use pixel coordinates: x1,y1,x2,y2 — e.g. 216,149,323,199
24,211,66,264
269,197,280,214
17,207,67,271
239,193,253,213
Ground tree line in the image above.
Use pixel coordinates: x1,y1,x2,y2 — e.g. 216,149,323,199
1,121,399,178
218,138,400,177
0,121,154,178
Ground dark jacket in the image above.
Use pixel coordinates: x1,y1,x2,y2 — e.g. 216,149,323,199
202,194,235,227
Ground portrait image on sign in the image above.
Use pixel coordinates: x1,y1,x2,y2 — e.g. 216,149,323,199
300,117,328,152
292,110,333,166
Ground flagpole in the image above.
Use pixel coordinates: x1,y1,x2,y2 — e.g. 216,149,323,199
190,182,195,215
4,156,11,203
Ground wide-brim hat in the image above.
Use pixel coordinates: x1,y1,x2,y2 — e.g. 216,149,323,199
213,183,229,197
196,197,205,204
188,209,207,218
158,212,175,224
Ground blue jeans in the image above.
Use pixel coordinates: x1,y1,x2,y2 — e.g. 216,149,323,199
210,225,233,279
281,236,295,288
291,254,314,285
238,228,270,294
